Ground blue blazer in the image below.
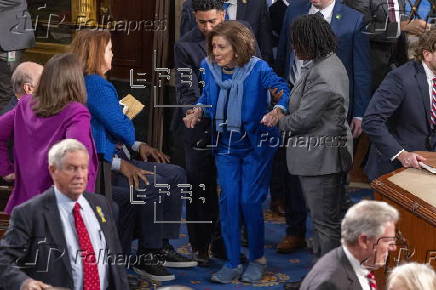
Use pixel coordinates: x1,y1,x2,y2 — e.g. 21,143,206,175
276,0,371,118
197,59,290,156
363,61,436,180
85,74,136,162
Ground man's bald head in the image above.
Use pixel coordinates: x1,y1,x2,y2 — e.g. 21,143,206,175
11,62,43,98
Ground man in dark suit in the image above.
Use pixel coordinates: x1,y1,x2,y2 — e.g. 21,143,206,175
180,0,274,65
344,0,427,92
0,0,35,111
0,139,129,290
363,29,436,181
301,200,399,290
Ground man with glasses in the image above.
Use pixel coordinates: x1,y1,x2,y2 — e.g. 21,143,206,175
301,200,399,290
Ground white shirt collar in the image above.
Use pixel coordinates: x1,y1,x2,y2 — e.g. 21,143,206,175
422,61,435,81
310,0,336,20
226,0,238,5
343,245,370,278
54,186,86,213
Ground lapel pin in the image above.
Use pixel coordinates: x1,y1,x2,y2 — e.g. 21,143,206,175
335,14,342,20
96,206,106,223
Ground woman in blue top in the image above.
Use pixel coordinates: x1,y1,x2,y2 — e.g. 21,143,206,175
184,21,290,283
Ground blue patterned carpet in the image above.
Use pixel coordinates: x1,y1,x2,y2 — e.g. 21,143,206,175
130,188,373,289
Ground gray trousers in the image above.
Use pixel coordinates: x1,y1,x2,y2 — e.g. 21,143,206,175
298,173,346,258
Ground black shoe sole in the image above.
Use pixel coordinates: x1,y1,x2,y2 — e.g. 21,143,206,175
132,267,175,282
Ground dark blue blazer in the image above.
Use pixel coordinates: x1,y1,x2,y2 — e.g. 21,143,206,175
363,61,436,180
180,0,274,65
276,0,371,118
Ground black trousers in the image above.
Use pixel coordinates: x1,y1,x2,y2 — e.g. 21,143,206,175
298,173,346,258
0,50,22,111
270,147,307,237
111,160,186,254
183,125,219,251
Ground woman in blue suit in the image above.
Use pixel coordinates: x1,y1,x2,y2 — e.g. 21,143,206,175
184,21,290,283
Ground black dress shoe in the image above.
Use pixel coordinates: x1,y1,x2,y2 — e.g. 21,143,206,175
192,247,211,267
283,280,302,289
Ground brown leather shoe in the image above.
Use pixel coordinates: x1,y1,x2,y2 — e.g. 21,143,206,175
276,235,306,253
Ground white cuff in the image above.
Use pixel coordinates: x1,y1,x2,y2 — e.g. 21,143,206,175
112,157,121,171
131,141,143,152
391,149,405,162
273,105,288,113
353,117,363,121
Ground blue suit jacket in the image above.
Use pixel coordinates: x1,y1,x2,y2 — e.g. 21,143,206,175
363,61,436,180
197,59,290,157
276,0,371,118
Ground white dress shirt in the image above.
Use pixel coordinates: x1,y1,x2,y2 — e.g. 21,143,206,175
343,246,371,290
308,0,336,23
54,187,108,290
224,0,238,20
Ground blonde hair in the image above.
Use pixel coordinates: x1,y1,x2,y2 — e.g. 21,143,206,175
387,263,436,290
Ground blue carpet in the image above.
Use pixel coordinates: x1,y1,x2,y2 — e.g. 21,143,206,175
131,188,373,289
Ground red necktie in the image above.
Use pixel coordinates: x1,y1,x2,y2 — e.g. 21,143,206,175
366,271,377,290
387,0,396,22
431,77,436,126
73,202,100,290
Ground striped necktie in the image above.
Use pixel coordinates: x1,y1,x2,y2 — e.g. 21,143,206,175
431,77,436,126
223,2,231,20
366,271,377,290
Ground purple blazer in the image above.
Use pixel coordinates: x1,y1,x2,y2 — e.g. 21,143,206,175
0,95,98,214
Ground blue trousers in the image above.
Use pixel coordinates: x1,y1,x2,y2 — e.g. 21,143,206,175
215,149,273,268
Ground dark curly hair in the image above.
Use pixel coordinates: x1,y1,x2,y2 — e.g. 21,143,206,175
192,0,224,12
290,14,337,60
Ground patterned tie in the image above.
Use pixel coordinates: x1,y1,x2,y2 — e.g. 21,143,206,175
387,0,396,22
73,202,100,290
431,77,436,126
366,271,377,290
223,2,231,20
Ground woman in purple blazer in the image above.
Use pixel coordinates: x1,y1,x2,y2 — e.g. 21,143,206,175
0,53,98,214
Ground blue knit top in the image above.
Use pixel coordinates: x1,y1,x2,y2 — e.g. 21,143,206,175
85,74,135,162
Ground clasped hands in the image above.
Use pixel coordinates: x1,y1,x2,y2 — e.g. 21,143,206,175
183,107,203,128
120,143,170,189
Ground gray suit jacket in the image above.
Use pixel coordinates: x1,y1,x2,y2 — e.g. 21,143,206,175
0,188,129,290
278,54,352,176
301,247,363,290
0,0,35,51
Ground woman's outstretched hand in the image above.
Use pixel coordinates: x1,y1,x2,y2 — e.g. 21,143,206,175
261,107,285,127
183,107,203,128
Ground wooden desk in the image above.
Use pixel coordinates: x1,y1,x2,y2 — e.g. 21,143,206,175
371,168,436,289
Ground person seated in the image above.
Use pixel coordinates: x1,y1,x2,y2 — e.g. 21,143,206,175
0,139,128,290
0,53,98,214
301,200,399,290
71,29,197,282
0,61,42,116
387,263,436,290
